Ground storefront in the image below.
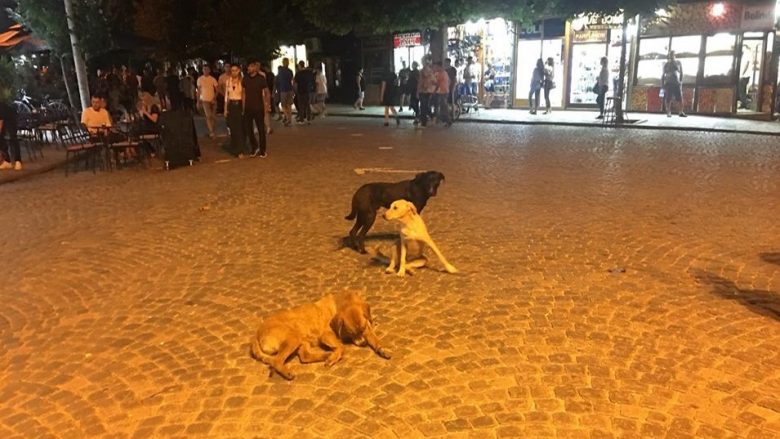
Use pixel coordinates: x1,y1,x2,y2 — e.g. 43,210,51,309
567,15,624,107
447,18,515,108
393,31,427,72
628,1,779,115
272,44,307,72
514,19,566,109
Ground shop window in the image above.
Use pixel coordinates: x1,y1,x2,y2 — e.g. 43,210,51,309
670,36,701,85
636,37,669,86
702,33,736,85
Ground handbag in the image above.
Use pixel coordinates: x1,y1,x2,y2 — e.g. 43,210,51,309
592,82,600,94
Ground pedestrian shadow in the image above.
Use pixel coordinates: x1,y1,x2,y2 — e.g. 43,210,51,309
692,269,780,322
759,252,780,266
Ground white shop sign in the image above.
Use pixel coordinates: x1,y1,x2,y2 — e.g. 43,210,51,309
740,4,776,31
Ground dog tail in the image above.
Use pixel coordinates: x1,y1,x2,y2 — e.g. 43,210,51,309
345,207,356,221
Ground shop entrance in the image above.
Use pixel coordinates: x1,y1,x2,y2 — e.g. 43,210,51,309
737,33,766,112
567,30,621,107
515,38,564,108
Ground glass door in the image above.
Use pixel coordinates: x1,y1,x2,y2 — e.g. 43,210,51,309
515,38,564,107
569,42,607,105
737,36,765,112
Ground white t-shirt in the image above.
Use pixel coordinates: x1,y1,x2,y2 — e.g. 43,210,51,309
197,75,218,102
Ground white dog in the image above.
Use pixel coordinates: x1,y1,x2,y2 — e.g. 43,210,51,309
375,199,457,277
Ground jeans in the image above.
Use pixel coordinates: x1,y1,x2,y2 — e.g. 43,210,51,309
436,93,451,124
226,101,245,156
596,86,608,115
528,87,541,111
419,93,432,125
244,107,266,155
296,93,311,122
543,86,553,110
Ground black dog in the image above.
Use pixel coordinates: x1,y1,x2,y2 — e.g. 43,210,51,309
345,171,445,253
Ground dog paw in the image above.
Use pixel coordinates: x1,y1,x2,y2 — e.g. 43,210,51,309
396,270,406,277
377,349,392,360
384,266,395,274
275,369,295,381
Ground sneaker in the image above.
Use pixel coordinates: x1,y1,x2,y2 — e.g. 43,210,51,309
359,107,366,111
259,153,267,158
266,128,273,135
679,112,687,118
250,148,260,157
0,161,11,170
14,161,22,171
398,107,403,112
596,115,604,120
238,153,246,159
667,113,672,118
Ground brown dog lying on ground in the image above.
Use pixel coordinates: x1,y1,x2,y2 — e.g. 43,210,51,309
250,292,391,380
371,199,458,277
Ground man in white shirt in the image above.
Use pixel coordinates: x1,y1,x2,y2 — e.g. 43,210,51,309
81,96,113,134
197,65,219,138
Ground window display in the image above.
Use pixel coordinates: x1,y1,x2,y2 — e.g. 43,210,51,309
448,18,514,108
703,33,736,84
570,43,605,104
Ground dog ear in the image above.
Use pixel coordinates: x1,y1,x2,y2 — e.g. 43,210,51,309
408,202,419,216
331,315,345,340
438,172,445,182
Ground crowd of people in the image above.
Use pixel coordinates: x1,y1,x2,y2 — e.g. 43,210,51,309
82,57,331,160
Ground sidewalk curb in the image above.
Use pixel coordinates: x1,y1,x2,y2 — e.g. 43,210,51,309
326,111,780,137
0,157,69,186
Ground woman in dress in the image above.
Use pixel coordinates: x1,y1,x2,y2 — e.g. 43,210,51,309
380,69,400,126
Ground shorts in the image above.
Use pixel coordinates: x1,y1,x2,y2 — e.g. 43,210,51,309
280,91,293,106
664,84,682,102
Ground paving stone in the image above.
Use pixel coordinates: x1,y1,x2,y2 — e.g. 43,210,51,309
0,119,778,438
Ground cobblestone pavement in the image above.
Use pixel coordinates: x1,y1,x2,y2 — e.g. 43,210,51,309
1,119,779,438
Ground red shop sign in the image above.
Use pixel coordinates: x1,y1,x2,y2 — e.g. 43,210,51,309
393,32,422,48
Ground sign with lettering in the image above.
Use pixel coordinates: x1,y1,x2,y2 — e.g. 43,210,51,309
741,4,776,30
573,29,608,43
393,32,422,48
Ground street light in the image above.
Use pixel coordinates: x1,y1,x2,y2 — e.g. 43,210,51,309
710,3,726,18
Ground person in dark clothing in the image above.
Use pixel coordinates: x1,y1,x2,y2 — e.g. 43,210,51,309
223,64,246,157
0,101,22,171
407,61,420,122
294,61,314,124
165,69,182,110
381,69,400,126
243,62,269,157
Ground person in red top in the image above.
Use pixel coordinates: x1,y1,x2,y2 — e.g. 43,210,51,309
433,62,452,127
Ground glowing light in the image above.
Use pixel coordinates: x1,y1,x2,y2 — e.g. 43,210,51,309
710,3,726,18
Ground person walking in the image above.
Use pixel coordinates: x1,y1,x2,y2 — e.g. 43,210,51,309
529,59,544,115
294,61,314,124
398,61,411,112
354,68,366,110
223,64,246,157
314,68,328,117
595,56,609,119
418,56,436,127
463,56,476,96
243,62,270,158
380,69,400,126
662,51,687,118
0,100,22,171
433,61,452,127
197,65,219,138
276,58,294,126
445,58,457,119
408,61,420,124
543,57,555,114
